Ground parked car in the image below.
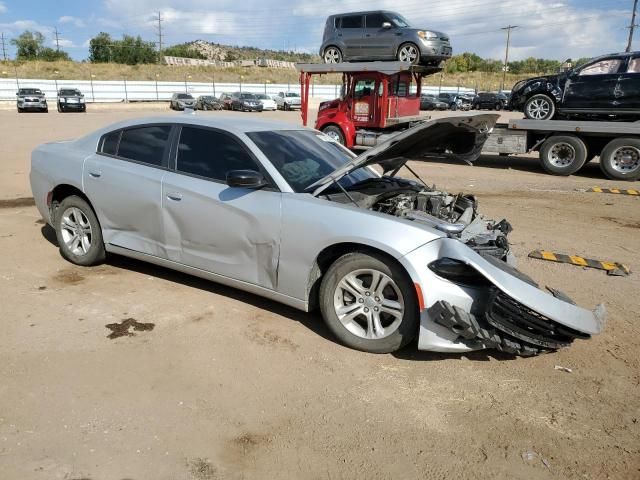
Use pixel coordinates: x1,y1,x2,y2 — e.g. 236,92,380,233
230,92,264,112
509,51,640,120
320,10,452,65
472,92,508,111
30,115,604,357
420,94,448,110
255,93,277,111
437,92,472,111
195,95,223,111
57,88,86,113
169,93,196,111
274,91,302,110
218,92,234,110
16,88,48,113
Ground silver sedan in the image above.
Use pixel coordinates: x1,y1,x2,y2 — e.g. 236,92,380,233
30,114,605,356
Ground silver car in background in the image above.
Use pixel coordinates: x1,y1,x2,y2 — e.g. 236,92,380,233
17,88,48,113
321,10,452,65
274,92,301,110
30,115,604,357
169,93,196,110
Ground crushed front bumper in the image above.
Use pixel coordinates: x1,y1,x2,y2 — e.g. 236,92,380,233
399,238,606,355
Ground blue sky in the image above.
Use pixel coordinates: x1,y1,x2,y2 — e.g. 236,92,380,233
0,0,635,61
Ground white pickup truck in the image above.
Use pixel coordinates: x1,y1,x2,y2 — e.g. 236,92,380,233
274,91,302,110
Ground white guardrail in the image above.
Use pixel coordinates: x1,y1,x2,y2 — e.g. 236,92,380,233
0,77,476,103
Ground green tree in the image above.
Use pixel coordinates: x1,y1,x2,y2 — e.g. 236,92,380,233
89,32,112,63
163,43,206,59
11,30,44,60
38,47,71,61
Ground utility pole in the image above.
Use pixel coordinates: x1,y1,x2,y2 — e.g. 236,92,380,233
1,32,7,61
156,11,163,64
627,0,639,52
54,27,61,51
501,25,518,91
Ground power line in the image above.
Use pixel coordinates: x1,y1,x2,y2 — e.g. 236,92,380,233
501,25,517,91
627,0,638,51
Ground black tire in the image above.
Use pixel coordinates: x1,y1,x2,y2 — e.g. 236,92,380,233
524,94,556,120
284,102,290,111
321,125,345,145
57,104,62,113
450,103,458,111
54,195,106,266
17,107,23,113
319,252,419,353
599,138,640,181
43,107,48,113
539,135,588,175
495,103,503,111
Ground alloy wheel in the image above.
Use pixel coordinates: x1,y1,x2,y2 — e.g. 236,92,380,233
526,98,551,119
398,44,419,64
611,146,640,174
60,207,93,256
324,47,341,63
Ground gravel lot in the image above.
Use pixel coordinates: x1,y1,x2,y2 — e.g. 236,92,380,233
1,105,639,480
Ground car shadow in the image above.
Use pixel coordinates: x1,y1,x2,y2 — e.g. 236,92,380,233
40,224,334,343
423,154,607,180
40,224,520,361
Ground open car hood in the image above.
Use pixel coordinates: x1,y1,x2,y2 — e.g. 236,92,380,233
310,113,499,196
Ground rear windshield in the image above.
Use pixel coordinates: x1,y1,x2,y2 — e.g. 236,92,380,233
177,94,193,99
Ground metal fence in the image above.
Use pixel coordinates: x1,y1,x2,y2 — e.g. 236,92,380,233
0,77,476,103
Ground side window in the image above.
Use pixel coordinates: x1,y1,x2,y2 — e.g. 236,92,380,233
117,125,171,167
579,58,623,76
100,130,120,155
354,79,376,98
365,14,387,28
341,15,363,28
177,127,260,182
627,57,640,73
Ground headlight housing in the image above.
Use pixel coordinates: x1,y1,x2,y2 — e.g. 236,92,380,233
79,98,85,103
428,258,490,286
418,30,439,40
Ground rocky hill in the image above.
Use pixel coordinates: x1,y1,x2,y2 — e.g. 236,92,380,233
183,40,319,63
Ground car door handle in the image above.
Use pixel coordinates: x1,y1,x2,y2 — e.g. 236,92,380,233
88,171,101,178
166,193,182,201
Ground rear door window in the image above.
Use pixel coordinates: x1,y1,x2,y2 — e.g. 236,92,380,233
100,130,121,155
341,15,363,28
117,125,171,167
176,126,260,182
627,57,640,73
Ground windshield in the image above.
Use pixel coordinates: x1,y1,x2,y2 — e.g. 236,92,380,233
240,93,257,99
20,89,42,95
60,89,80,96
388,13,410,28
177,94,193,99
246,130,376,193
285,93,300,98
255,94,269,99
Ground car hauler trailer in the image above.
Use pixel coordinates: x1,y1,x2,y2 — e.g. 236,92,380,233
296,61,441,148
483,118,640,181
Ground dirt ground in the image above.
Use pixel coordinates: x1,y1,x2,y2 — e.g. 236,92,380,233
1,105,639,480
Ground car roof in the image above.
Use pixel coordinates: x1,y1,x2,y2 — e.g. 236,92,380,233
99,115,307,136
330,10,396,17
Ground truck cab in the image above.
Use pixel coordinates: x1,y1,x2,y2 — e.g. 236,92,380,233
297,62,441,148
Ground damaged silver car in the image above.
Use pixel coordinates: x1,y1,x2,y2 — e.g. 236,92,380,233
30,114,605,356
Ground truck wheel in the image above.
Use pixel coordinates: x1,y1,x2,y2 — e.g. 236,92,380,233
322,125,345,145
539,135,587,175
524,94,556,120
397,43,420,64
323,46,342,64
319,252,419,353
599,138,640,181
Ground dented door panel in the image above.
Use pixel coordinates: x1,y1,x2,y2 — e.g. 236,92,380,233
161,171,282,289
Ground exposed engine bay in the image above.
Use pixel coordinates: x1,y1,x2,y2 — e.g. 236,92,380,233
322,176,513,261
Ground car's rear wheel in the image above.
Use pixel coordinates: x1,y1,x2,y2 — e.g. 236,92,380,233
54,196,105,266
323,46,342,64
319,252,419,353
397,43,420,64
539,135,588,175
599,138,640,181
321,125,345,145
524,94,555,120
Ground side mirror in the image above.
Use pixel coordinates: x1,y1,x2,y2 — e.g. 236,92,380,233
226,170,267,189
382,22,392,28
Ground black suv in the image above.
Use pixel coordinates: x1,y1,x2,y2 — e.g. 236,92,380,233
473,92,508,111
509,51,640,120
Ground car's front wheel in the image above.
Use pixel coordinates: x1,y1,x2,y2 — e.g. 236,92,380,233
524,94,555,120
319,252,419,354
323,46,342,64
54,196,106,266
397,42,420,64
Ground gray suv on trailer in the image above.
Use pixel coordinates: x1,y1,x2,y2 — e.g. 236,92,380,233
320,11,452,65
